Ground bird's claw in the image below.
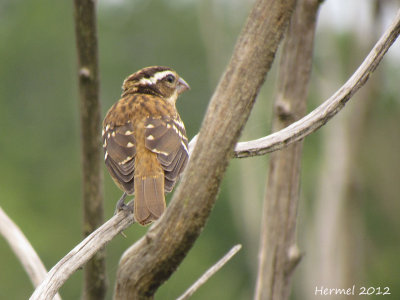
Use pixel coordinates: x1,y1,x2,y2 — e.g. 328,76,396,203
114,193,133,215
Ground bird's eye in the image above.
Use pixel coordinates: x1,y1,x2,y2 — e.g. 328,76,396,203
165,74,175,83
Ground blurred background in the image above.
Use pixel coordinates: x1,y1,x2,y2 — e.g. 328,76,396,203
0,0,399,299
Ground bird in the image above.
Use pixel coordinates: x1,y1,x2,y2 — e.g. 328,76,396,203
102,66,190,225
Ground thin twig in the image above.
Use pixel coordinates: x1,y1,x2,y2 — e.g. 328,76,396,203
189,9,400,159
30,208,135,300
176,244,242,300
0,206,62,300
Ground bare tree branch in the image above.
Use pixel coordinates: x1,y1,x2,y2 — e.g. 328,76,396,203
304,2,385,293
188,9,400,159
177,244,242,300
254,0,320,299
113,0,297,298
29,7,400,300
30,210,134,300
73,0,107,299
0,206,61,300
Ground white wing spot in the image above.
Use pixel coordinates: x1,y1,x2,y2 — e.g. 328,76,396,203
104,151,108,160
181,141,189,154
111,131,116,137
127,142,134,148
147,135,155,140
120,156,133,164
125,130,133,135
146,124,155,129
102,129,105,136
105,125,110,131
175,119,185,130
172,125,183,138
152,148,169,155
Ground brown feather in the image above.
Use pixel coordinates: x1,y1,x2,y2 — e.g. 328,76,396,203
134,175,165,225
144,116,189,193
134,177,150,224
144,175,165,217
163,150,188,192
145,120,181,154
103,123,136,194
102,66,189,225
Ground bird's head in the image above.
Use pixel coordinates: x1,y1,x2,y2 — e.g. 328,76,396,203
122,66,190,104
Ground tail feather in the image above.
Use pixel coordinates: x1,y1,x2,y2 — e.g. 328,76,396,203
134,174,165,225
134,178,150,224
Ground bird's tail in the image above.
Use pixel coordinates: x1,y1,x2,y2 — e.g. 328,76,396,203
134,174,165,226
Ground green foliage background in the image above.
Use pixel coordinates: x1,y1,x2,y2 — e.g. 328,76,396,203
0,1,399,299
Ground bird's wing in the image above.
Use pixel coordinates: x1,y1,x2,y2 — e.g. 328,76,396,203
103,123,136,194
144,116,189,192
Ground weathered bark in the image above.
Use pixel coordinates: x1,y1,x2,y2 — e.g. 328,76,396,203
73,0,107,299
29,6,400,300
0,207,62,300
113,0,297,298
30,211,134,300
254,0,320,299
304,2,384,297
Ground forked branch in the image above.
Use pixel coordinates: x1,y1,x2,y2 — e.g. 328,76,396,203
29,7,400,300
232,9,400,158
114,0,297,298
188,10,400,158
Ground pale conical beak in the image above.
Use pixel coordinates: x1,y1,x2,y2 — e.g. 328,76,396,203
177,77,190,94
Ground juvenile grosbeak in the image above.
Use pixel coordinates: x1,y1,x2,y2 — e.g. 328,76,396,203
102,66,190,225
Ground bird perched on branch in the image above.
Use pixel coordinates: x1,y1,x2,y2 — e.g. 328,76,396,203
102,66,190,225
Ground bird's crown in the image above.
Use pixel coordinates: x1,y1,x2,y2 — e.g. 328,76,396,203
122,66,189,99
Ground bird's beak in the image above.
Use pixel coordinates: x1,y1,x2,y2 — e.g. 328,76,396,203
177,77,190,94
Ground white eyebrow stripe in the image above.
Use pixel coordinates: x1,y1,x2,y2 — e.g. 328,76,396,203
139,78,153,85
139,70,175,85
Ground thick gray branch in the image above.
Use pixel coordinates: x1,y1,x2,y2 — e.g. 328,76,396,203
254,0,320,298
114,0,297,298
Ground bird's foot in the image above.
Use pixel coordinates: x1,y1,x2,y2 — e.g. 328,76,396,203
114,193,133,214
